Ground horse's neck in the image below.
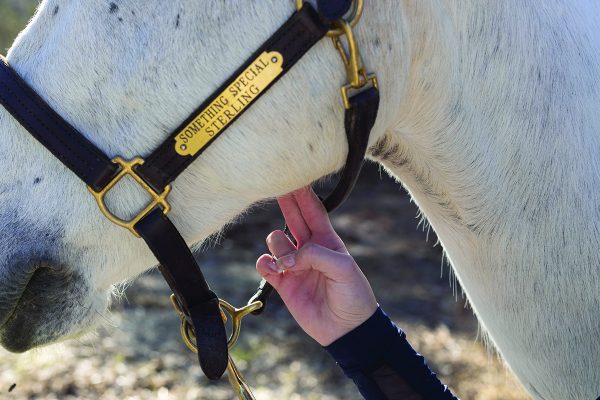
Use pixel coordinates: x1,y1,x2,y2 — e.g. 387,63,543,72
374,2,600,397
378,0,600,265
379,1,600,302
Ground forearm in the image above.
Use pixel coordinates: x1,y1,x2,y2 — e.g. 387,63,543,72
325,307,459,400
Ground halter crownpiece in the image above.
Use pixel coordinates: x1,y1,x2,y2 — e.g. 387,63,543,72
0,0,379,398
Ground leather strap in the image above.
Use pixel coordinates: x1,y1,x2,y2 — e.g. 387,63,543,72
136,5,328,193
134,208,228,380
323,86,380,212
0,56,119,192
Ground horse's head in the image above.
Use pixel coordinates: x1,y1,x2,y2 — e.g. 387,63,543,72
0,0,403,351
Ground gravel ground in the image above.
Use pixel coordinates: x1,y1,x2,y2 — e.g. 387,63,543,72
0,164,531,399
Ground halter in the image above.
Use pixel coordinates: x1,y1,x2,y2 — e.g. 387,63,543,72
0,1,379,398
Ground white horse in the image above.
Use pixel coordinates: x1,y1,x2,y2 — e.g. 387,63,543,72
0,0,598,399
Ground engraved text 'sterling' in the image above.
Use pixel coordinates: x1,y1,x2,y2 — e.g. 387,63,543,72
175,51,284,156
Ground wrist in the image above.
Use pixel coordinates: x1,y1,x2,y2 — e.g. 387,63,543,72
319,301,379,346
324,307,404,370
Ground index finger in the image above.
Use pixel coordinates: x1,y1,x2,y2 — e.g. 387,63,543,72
277,190,311,245
292,186,336,237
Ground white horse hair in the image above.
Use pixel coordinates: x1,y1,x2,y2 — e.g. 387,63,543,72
0,1,599,399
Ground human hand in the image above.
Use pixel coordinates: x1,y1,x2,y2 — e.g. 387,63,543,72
256,186,378,346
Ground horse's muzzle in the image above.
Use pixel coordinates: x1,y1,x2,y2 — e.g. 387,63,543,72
0,261,77,352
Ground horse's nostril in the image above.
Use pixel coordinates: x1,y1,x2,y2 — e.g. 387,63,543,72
0,259,63,327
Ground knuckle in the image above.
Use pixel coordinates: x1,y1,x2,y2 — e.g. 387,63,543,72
301,242,319,256
303,242,317,250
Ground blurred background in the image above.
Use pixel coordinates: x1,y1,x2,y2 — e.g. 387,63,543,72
0,2,531,399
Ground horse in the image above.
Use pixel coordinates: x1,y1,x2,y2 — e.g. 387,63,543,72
0,1,599,399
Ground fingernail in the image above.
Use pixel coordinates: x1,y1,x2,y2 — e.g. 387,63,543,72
267,260,279,273
277,253,296,269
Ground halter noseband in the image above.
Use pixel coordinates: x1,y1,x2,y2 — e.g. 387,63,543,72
0,0,379,395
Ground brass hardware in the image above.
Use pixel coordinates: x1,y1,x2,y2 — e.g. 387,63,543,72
219,300,264,349
227,355,256,400
87,157,171,237
170,295,263,400
169,295,197,353
332,19,379,109
170,295,263,352
341,74,379,109
221,300,263,400
332,19,364,89
295,0,364,38
174,51,284,157
294,1,377,108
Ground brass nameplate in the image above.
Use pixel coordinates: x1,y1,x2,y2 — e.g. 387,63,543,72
175,51,284,156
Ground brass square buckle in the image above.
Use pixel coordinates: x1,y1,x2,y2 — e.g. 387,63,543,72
87,157,172,237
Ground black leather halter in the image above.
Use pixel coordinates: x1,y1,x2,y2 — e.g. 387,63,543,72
0,1,379,381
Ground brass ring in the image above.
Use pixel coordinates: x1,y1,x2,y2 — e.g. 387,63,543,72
175,299,264,353
180,319,199,353
219,300,264,350
295,0,364,38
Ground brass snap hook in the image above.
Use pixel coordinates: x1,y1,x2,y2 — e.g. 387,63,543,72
331,19,379,109
332,19,365,90
219,300,264,350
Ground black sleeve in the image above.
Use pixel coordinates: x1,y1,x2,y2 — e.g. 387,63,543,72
324,307,459,400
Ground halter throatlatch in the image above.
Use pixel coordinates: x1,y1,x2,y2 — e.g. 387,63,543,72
0,0,379,398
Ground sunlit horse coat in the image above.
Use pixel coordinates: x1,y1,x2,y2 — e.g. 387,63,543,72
0,1,598,399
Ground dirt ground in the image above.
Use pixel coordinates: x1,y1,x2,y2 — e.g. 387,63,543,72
0,163,531,400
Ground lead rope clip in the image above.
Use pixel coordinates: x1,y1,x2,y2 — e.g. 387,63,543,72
331,19,379,109
170,295,262,400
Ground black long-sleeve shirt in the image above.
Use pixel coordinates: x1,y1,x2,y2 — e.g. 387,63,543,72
325,307,459,400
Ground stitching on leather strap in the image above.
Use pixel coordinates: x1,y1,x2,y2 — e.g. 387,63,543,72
0,61,113,185
0,79,99,183
1,65,101,160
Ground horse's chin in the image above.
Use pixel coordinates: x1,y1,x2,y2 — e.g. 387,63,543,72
0,268,106,353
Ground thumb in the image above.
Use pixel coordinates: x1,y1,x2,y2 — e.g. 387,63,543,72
280,243,356,281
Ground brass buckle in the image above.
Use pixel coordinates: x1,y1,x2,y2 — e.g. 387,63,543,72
87,157,172,237
295,0,364,38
